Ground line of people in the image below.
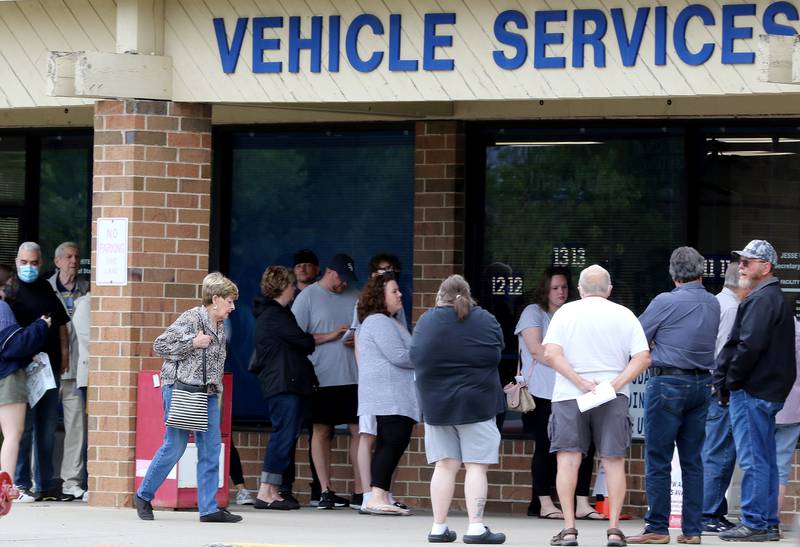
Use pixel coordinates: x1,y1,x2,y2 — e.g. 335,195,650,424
131,241,799,547
0,241,91,507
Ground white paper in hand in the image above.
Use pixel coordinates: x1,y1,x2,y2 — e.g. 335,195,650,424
25,352,56,407
576,380,617,413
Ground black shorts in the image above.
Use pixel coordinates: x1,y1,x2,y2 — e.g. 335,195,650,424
311,384,358,426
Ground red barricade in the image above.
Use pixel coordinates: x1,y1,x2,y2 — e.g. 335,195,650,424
134,371,233,509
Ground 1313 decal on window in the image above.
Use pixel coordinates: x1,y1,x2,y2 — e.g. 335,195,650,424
552,247,587,268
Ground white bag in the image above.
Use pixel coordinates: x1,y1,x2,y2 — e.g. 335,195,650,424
25,352,56,407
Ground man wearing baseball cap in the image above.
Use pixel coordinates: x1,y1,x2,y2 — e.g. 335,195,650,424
715,240,796,542
291,253,363,510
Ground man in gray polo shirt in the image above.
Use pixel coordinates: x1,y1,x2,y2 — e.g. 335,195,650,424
292,253,362,510
628,247,720,545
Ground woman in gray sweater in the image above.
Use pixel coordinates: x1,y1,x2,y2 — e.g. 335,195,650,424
356,273,418,516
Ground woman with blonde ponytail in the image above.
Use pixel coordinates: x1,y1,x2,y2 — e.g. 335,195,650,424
411,275,507,544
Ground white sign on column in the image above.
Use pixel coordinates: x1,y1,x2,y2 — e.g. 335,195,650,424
96,217,128,286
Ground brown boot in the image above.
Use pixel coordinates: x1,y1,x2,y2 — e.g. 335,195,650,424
626,531,670,544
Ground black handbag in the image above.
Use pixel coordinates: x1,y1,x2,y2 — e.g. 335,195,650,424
165,323,209,432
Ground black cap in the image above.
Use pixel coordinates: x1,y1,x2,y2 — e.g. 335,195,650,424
293,249,319,267
327,253,358,284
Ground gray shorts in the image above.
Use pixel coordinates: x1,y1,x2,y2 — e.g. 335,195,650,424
0,369,27,405
424,419,501,464
549,395,632,458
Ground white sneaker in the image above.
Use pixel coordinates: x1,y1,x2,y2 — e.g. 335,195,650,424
235,488,255,505
80,491,89,502
62,485,86,499
14,487,35,503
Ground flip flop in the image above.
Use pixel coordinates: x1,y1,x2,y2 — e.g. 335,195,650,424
540,510,565,519
366,503,410,516
577,510,607,520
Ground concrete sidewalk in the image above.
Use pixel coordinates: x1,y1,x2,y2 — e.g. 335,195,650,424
2,502,796,547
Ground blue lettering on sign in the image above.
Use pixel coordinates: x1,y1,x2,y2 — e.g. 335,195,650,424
423,13,456,71
253,16,283,73
674,5,715,66
573,9,607,68
213,17,247,74
493,10,528,70
763,1,798,35
389,14,418,71
534,10,567,69
328,15,341,72
722,4,756,64
288,16,322,73
346,14,384,72
655,6,668,65
212,2,800,75
610,7,649,67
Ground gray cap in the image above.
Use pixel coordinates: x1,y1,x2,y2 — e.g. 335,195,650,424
732,239,778,267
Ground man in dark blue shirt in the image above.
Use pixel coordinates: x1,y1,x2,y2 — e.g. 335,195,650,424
628,247,720,545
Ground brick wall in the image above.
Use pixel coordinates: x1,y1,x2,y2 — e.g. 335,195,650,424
88,99,211,507
232,430,642,515
412,120,465,322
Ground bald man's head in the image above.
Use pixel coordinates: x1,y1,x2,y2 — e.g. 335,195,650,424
578,265,612,298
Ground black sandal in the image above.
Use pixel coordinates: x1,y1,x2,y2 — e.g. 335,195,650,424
551,528,578,546
607,528,627,547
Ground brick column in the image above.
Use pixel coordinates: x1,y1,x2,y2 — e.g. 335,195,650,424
88,100,211,507
412,121,466,322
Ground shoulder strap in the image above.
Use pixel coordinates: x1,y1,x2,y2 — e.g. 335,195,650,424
197,310,208,387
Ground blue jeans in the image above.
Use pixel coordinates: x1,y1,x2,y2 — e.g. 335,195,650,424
729,389,783,530
776,422,800,485
701,398,736,520
137,384,221,516
15,384,60,492
262,394,305,486
643,374,711,537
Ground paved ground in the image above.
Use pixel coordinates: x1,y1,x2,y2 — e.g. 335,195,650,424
3,502,798,547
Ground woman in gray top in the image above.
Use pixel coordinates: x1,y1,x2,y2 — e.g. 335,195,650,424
135,273,242,524
356,273,417,516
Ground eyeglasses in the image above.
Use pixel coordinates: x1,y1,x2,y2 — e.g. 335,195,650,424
740,258,768,268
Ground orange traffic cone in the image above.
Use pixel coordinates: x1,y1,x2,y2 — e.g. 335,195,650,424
595,499,609,518
594,498,632,520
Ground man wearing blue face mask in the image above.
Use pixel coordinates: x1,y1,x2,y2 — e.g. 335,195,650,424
10,242,70,502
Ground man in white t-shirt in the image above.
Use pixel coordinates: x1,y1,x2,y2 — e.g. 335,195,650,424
542,265,651,546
